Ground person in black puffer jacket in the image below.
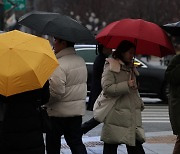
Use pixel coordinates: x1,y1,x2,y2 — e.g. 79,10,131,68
0,81,49,154
87,44,112,111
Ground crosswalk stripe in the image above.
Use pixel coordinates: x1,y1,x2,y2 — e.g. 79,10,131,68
142,121,170,123
141,107,170,123
142,111,168,113
143,117,169,119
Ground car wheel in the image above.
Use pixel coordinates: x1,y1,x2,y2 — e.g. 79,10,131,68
160,82,169,103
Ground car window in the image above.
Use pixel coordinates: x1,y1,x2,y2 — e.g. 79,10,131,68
75,48,97,63
75,46,148,68
134,58,147,68
134,59,143,67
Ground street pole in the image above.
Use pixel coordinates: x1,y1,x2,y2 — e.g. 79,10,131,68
0,0,4,30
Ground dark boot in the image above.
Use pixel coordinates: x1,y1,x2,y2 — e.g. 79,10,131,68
173,136,180,154
81,118,100,134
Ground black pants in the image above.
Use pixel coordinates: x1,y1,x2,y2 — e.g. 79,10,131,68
103,140,145,154
0,122,2,149
81,117,100,134
46,116,87,154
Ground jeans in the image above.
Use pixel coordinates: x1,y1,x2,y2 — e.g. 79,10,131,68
46,116,87,154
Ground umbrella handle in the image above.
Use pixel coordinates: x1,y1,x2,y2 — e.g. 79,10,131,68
129,68,134,80
131,38,137,75
129,68,139,90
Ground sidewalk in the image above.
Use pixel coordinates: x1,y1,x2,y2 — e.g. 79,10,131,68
60,57,171,154
60,131,175,154
59,110,175,154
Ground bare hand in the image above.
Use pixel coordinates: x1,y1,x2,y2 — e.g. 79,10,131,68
128,80,137,89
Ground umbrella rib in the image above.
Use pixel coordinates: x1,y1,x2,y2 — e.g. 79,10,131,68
14,48,58,81
12,51,43,86
106,36,114,47
1,51,41,96
15,47,56,61
0,30,59,96
11,39,52,55
8,35,49,53
41,19,55,34
96,19,175,57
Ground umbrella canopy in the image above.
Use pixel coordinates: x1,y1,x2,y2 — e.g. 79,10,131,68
0,30,59,96
18,11,96,44
96,18,175,57
162,21,180,36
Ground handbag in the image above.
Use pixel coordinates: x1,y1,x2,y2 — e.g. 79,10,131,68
93,91,119,122
38,106,52,133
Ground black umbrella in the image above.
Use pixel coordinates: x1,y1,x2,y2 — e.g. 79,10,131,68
18,11,96,44
162,21,180,36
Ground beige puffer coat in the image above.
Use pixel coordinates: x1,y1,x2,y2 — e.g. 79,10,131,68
46,47,87,117
100,58,145,146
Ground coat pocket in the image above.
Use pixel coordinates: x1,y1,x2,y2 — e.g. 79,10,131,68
108,109,131,127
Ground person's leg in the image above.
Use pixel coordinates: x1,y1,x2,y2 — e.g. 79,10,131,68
173,135,180,154
64,116,87,154
81,117,100,134
45,117,62,154
103,143,118,154
0,122,3,152
126,140,145,154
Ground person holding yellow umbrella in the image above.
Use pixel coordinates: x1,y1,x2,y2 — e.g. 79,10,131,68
18,11,96,153
0,30,58,154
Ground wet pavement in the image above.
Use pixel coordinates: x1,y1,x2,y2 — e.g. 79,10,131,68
60,56,173,153
60,131,175,154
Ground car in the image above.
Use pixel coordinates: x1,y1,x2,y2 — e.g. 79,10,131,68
75,45,169,102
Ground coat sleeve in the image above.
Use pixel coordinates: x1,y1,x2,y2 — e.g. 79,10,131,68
165,55,180,85
49,66,66,102
101,63,130,97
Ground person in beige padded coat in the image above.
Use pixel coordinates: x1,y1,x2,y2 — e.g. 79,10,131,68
45,37,87,154
101,40,145,154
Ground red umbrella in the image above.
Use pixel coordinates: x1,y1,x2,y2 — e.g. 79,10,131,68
96,19,175,57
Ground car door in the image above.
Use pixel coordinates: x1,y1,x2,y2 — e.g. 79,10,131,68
75,47,97,93
135,58,165,97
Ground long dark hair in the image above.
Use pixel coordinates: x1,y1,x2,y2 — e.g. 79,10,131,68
112,40,136,60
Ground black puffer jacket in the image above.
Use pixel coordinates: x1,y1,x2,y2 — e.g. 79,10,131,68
0,81,49,154
87,53,108,111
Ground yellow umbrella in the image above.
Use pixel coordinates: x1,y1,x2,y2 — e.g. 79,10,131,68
0,30,59,96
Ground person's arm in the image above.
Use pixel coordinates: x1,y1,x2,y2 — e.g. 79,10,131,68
101,63,130,97
49,66,66,102
165,55,180,85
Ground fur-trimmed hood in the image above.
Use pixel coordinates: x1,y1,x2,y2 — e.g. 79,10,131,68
105,58,139,76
